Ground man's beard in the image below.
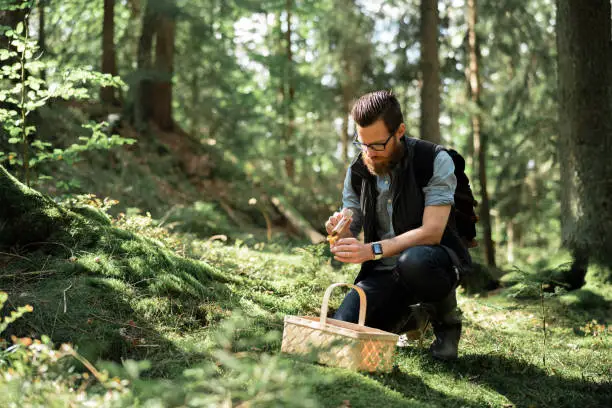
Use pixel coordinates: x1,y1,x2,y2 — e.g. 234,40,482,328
362,142,404,176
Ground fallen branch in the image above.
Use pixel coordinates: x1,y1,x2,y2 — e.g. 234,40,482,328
0,270,56,279
270,196,325,244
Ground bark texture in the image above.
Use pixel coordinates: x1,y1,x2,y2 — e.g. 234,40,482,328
556,0,612,283
467,0,495,267
101,0,119,105
420,0,441,144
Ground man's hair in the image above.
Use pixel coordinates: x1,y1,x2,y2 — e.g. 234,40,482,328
351,90,404,133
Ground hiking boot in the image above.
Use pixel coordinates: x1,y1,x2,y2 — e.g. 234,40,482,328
426,291,462,360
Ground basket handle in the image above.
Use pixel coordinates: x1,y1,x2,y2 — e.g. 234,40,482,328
319,283,367,327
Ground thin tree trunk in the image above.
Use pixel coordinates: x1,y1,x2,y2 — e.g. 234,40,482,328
284,0,295,179
135,3,156,129
152,14,175,131
463,64,474,174
467,0,495,267
341,97,350,164
397,15,413,116
101,0,118,105
272,12,286,176
339,54,356,165
556,0,612,277
38,0,46,81
190,70,199,136
420,0,441,143
1,7,30,182
507,220,514,264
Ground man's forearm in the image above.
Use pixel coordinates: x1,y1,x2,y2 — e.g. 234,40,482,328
378,227,441,258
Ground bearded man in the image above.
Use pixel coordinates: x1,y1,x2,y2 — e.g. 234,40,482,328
325,90,471,360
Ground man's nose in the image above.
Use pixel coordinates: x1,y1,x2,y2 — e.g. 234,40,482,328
366,148,379,158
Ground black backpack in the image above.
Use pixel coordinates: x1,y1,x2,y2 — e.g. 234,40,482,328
427,146,478,249
351,138,478,249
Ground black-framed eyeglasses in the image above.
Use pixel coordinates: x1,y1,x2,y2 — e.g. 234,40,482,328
352,131,395,152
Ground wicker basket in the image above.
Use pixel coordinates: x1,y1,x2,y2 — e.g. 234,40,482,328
281,283,399,372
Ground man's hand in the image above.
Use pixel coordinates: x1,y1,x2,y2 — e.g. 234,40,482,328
330,238,373,264
325,210,353,239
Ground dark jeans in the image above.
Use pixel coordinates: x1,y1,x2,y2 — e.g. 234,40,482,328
332,245,458,333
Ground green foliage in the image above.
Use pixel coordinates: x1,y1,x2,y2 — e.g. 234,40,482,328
0,291,32,334
0,309,322,407
0,16,133,186
501,264,567,300
0,291,123,405
170,314,321,408
165,201,235,238
2,295,272,406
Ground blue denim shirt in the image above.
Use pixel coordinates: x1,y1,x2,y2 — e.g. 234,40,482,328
341,150,457,270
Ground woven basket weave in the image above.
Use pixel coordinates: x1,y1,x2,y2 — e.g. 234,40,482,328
281,283,399,372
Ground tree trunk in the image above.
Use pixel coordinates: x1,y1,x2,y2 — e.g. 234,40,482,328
420,0,441,144
341,97,350,165
101,0,119,105
0,7,27,94
467,0,495,267
339,51,361,165
152,13,175,131
463,65,474,175
135,2,156,129
556,0,612,278
189,70,199,136
507,220,514,264
38,0,46,81
283,0,295,179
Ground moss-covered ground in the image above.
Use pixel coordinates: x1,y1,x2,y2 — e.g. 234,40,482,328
1,192,610,407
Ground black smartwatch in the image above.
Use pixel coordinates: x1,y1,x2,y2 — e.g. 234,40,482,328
371,242,383,260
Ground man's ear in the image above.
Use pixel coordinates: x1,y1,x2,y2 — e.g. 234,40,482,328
396,123,406,139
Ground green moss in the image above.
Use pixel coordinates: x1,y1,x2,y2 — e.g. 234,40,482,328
559,289,609,309
586,263,612,285
502,282,541,299
499,271,523,285
68,205,112,226
0,166,108,250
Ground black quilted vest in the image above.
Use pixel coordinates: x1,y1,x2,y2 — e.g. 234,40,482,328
349,136,470,283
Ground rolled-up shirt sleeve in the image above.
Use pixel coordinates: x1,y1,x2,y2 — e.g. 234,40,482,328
341,168,364,237
423,151,456,206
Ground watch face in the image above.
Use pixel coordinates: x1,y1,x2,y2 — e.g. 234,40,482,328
372,243,383,255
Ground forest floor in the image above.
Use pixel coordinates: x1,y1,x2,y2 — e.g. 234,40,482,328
1,206,610,407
